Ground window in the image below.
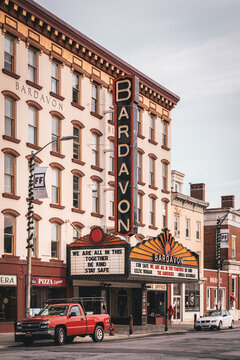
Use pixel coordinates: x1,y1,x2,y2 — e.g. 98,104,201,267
137,108,143,136
109,140,114,173
52,116,61,152
4,35,15,72
109,93,114,121
162,121,169,147
137,193,143,224
4,154,15,194
28,106,38,145
52,168,60,204
186,218,190,238
51,223,60,259
73,175,81,209
206,288,211,310
73,227,81,242
149,114,155,141
92,133,99,167
73,126,81,160
51,61,60,94
149,157,155,186
196,221,201,241
162,162,167,191
72,72,81,104
162,201,167,228
92,180,99,213
4,215,15,254
91,83,98,113
4,97,15,137
149,197,155,226
231,277,236,309
28,48,37,83
214,288,217,308
185,283,200,311
232,235,236,260
137,152,142,182
174,214,179,237
109,189,114,217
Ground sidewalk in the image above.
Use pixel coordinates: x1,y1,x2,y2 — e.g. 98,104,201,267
0,321,239,348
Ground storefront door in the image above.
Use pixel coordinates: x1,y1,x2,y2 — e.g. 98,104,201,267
173,296,181,321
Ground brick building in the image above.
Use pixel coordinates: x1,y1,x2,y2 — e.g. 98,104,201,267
204,195,240,320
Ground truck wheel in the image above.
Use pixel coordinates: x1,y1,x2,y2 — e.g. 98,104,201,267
55,327,66,345
23,338,33,346
92,325,104,342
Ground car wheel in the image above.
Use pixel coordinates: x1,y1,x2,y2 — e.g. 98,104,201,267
196,327,201,331
55,327,66,345
23,337,33,346
218,321,223,330
230,320,234,329
92,325,104,342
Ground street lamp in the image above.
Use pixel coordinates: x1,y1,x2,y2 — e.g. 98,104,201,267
26,136,76,318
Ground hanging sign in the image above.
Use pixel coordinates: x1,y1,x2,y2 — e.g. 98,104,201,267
220,229,229,248
33,167,48,199
113,75,139,236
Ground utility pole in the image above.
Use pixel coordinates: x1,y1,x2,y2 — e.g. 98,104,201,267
25,136,76,318
216,211,229,310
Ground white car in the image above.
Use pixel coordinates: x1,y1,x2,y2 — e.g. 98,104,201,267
195,310,234,330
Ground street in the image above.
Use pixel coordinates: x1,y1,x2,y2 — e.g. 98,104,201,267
1,328,240,360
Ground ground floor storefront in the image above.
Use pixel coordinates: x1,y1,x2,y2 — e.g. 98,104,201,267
204,268,240,320
0,256,68,333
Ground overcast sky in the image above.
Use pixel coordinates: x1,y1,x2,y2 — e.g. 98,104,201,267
36,0,240,209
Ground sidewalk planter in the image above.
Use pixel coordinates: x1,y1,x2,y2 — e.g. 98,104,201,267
147,315,163,325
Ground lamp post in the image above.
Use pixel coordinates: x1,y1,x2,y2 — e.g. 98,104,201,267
216,210,230,310
25,136,76,318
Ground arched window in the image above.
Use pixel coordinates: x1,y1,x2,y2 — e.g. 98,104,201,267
28,106,38,145
49,217,63,259
91,129,103,170
72,222,84,242
149,153,157,188
2,209,20,255
149,194,158,228
2,91,20,140
137,190,145,225
50,163,64,207
72,120,84,164
91,176,103,216
52,116,61,152
32,214,42,258
161,159,170,191
162,198,170,229
2,148,20,197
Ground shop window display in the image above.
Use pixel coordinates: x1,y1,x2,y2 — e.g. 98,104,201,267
185,283,200,311
0,287,17,322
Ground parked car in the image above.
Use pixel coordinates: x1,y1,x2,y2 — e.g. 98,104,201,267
15,297,110,346
195,310,234,331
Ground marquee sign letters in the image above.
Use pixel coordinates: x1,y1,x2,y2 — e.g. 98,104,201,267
113,75,139,236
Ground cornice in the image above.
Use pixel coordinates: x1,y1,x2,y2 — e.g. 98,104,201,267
1,0,180,110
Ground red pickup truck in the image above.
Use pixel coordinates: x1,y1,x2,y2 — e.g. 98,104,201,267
15,298,110,346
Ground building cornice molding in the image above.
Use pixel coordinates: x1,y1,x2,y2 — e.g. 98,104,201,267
1,0,180,110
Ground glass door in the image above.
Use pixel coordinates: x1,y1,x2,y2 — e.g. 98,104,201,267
173,296,181,321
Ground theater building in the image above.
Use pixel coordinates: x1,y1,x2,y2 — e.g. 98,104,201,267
0,0,206,332
204,196,240,320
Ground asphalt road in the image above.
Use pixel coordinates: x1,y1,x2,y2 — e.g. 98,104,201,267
1,328,240,360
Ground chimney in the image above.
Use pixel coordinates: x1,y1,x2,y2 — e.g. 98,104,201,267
221,195,235,208
190,183,205,201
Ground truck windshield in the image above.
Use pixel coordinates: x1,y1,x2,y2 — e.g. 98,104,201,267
38,305,69,316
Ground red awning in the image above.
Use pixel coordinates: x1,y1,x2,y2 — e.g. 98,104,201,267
230,295,237,302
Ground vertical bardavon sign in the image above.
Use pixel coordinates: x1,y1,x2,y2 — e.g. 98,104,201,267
113,75,139,236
